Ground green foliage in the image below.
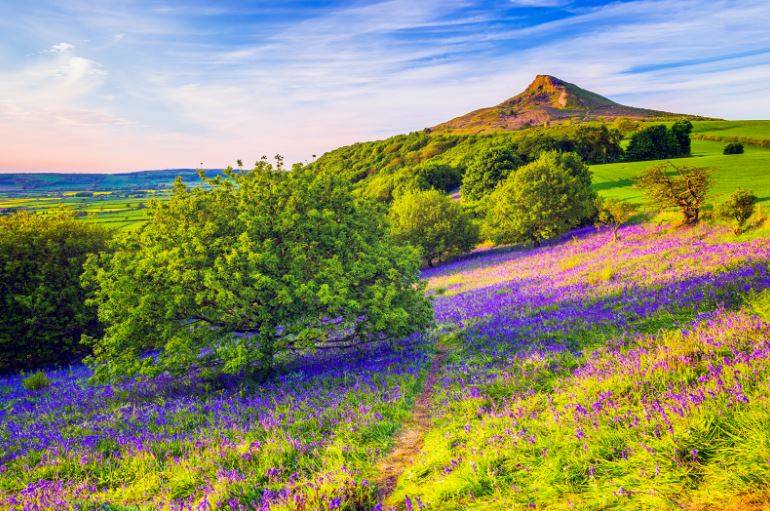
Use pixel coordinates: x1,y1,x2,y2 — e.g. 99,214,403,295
516,126,623,164
611,117,641,135
314,124,625,205
484,151,596,246
410,162,462,193
671,120,694,155
718,188,757,233
637,163,711,224
572,125,624,163
21,371,51,391
0,210,110,371
389,190,479,267
625,124,688,161
723,142,744,155
461,147,523,201
595,197,635,241
745,288,770,323
83,160,433,382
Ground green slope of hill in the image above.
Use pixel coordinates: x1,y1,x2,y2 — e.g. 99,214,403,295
592,138,770,204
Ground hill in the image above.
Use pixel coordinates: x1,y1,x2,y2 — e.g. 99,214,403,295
433,75,703,133
0,169,223,195
4,223,770,509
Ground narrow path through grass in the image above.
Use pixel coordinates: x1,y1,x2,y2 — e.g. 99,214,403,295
375,342,449,508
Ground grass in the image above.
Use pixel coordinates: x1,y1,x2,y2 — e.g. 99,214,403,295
394,223,770,510
691,120,770,147
591,139,770,204
0,194,155,230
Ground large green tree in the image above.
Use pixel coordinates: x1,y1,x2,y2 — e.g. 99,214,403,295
461,147,522,201
671,120,693,156
484,151,596,246
389,189,478,267
0,210,110,371
83,161,433,382
625,124,681,161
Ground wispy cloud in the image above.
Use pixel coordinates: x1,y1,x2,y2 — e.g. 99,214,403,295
0,0,768,172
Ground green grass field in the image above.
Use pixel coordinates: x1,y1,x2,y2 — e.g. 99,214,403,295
591,138,770,205
0,194,153,230
693,120,770,137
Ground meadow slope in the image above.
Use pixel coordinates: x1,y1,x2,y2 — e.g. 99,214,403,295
2,222,770,510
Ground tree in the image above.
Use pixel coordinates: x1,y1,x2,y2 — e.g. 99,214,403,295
410,163,462,193
595,197,635,242
573,125,624,163
83,161,433,382
637,163,711,225
516,134,573,161
625,124,680,161
389,189,479,267
718,188,757,233
671,120,693,156
612,117,641,136
461,147,523,201
484,151,596,246
723,142,744,155
0,210,110,371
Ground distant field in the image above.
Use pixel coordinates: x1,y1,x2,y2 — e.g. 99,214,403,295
691,120,770,147
591,138,770,205
0,194,155,230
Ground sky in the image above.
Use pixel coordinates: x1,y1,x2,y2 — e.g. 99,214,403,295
1,0,769,173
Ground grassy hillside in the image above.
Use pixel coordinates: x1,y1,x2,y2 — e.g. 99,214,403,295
692,120,770,147
0,169,222,193
393,223,770,510
4,223,770,509
4,120,770,231
592,138,770,204
0,194,153,230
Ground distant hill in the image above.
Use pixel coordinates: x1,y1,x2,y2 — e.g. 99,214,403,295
433,75,707,133
0,169,223,194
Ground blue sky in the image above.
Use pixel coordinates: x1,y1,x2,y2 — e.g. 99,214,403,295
1,0,769,172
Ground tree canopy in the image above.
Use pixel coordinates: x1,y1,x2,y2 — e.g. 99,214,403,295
484,151,596,246
718,188,756,233
625,123,692,161
389,189,478,267
83,161,433,382
637,163,711,224
0,210,110,371
461,146,523,201
595,197,635,241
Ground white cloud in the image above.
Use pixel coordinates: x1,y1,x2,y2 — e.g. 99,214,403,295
48,42,75,53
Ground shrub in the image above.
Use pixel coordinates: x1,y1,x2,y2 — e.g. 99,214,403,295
637,163,711,225
572,125,624,163
723,142,744,155
595,197,635,241
21,371,51,391
83,160,434,383
389,189,479,267
671,120,694,156
461,147,522,201
484,151,596,246
0,210,110,372
718,188,757,233
612,117,641,135
625,124,681,161
410,163,462,193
